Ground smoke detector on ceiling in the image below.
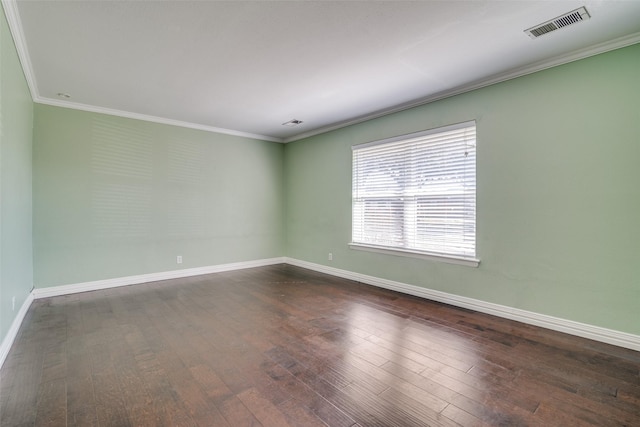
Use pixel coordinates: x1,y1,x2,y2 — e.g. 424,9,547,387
525,7,590,38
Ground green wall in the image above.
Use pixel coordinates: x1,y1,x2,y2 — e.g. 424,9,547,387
33,105,284,287
0,5,34,342
285,44,640,335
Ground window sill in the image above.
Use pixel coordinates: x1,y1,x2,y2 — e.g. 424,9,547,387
348,243,480,267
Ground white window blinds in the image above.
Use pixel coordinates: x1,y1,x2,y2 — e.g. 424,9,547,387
352,121,476,262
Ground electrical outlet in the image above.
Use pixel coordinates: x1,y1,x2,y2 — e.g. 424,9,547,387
177,255,183,264
328,253,333,261
12,296,16,311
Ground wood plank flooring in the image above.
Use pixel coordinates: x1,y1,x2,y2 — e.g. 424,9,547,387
1,264,639,426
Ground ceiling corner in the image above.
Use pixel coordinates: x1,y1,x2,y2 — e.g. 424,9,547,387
2,0,39,101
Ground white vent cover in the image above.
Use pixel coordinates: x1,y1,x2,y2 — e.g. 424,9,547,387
282,119,304,127
525,7,590,38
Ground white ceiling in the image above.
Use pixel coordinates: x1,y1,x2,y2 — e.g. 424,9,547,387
5,1,640,142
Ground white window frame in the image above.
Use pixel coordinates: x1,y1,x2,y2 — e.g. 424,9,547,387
350,121,479,267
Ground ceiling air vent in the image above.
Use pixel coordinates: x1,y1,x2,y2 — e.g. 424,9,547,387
282,119,304,127
525,7,590,38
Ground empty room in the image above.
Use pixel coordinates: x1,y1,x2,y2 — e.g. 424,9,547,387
1,1,639,426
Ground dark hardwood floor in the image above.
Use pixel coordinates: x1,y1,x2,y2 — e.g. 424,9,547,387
1,264,639,426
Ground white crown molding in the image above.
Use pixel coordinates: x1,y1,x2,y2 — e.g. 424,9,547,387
1,0,38,99
0,292,34,369
283,32,640,143
32,257,286,299
35,97,284,143
2,0,282,143
4,0,639,144
285,257,640,352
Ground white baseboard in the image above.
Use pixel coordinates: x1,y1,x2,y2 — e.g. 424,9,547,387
285,257,640,352
32,257,286,299
10,256,639,355
0,292,34,369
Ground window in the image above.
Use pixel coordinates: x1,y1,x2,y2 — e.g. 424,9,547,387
351,121,478,266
